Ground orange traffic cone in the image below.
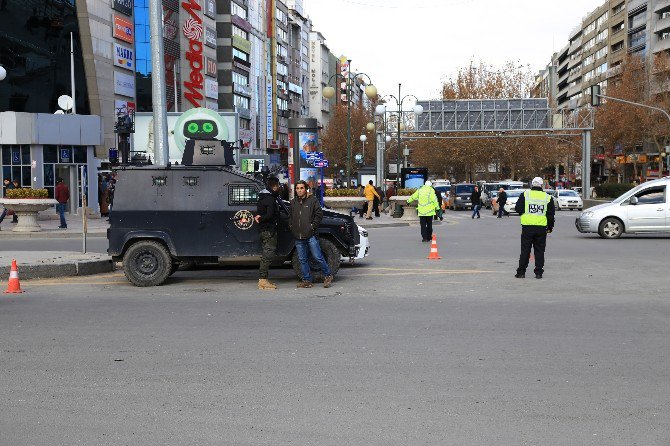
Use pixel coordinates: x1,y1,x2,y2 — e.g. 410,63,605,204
4,259,24,294
427,234,441,260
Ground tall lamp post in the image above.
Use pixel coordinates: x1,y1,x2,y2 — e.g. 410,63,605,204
322,63,377,187
359,134,367,161
375,84,423,187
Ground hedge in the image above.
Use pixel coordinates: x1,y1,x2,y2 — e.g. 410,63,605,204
594,183,636,199
5,188,49,199
324,188,360,197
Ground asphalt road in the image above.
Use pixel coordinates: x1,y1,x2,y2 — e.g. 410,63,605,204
1,210,669,445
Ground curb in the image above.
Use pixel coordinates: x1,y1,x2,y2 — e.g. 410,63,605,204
0,259,114,281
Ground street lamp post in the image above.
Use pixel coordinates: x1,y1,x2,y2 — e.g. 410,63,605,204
322,63,377,187
360,134,367,161
375,83,423,188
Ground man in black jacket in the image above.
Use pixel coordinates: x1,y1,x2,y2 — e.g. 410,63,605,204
255,177,281,290
497,188,508,218
514,177,555,279
471,186,482,219
290,180,333,289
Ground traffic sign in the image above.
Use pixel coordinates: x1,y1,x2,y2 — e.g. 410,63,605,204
315,160,329,168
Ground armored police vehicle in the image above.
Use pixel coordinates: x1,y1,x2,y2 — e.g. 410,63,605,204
106,139,369,288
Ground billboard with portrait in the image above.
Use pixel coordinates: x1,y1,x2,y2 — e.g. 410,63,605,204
298,131,317,159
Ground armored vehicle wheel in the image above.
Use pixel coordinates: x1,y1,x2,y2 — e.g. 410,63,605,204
291,238,341,283
123,240,172,286
169,262,179,276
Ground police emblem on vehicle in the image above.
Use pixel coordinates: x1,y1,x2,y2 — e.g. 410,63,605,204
233,210,254,230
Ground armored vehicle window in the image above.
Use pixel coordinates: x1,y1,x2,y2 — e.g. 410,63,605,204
229,184,259,206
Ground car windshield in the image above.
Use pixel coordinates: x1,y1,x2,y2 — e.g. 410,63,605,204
506,190,524,198
434,186,449,193
559,190,579,197
455,185,475,194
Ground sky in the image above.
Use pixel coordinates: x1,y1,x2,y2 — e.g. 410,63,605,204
304,0,606,100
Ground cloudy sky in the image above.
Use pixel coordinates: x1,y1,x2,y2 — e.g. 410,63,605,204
304,0,605,100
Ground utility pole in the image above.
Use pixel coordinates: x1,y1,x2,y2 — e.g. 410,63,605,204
149,0,170,165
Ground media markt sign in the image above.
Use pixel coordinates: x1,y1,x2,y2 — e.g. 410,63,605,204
181,0,204,108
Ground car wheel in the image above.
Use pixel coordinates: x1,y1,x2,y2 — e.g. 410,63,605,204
598,218,624,239
578,208,583,211
123,240,172,286
291,238,341,283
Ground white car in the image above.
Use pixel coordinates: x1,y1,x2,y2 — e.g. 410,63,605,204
503,189,526,214
342,225,369,263
553,189,584,211
576,177,670,238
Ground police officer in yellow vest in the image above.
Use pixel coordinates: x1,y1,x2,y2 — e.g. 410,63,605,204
407,180,440,242
514,177,555,279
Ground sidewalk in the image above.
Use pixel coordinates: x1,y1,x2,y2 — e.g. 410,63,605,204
0,213,108,239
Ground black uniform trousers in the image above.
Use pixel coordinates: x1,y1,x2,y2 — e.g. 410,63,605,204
517,225,547,275
419,216,433,241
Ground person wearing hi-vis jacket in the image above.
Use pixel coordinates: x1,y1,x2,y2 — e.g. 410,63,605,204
514,177,555,279
407,180,440,243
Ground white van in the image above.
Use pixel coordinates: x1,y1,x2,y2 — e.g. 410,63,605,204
575,177,670,238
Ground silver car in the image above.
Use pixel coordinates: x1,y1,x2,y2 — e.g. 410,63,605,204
575,178,670,238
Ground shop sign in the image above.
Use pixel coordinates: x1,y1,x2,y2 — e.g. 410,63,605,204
113,15,134,43
113,43,135,71
266,80,274,140
205,56,217,77
205,78,218,99
112,0,133,16
115,100,136,115
204,26,217,48
204,0,216,18
60,148,72,163
114,71,136,98
182,0,204,107
232,35,251,54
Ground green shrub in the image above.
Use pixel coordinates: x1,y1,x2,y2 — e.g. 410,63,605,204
324,188,360,197
594,183,636,198
5,188,49,199
396,188,417,196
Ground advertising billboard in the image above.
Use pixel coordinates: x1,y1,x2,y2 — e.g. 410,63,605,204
298,131,317,159
113,43,135,71
112,0,133,16
113,15,134,43
133,110,238,163
401,167,428,189
114,71,135,97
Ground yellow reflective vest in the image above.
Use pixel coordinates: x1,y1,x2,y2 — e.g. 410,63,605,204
520,190,551,226
408,185,439,217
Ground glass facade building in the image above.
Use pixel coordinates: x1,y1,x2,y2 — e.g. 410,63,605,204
0,0,89,114
134,0,153,111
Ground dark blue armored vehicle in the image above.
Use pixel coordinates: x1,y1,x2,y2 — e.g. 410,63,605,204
107,165,362,287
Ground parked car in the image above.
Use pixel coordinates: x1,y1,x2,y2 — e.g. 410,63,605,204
553,189,583,211
502,189,526,214
447,183,476,210
575,177,670,238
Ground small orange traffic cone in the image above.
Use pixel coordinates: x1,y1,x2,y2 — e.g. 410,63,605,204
427,234,441,260
4,259,24,294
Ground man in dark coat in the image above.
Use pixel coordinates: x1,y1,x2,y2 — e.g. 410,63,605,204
290,181,333,288
497,188,508,218
255,177,281,290
471,186,482,219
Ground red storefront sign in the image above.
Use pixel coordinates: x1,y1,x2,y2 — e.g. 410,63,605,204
182,0,204,108
113,15,134,44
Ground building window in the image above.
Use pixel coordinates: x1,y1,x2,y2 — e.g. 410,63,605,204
277,63,288,76
232,25,248,40
612,21,624,34
234,94,250,109
612,41,624,52
1,145,31,189
584,20,596,35
612,2,625,15
595,47,608,60
231,1,247,20
277,97,288,111
233,48,249,62
276,9,288,26
276,27,288,42
596,12,608,29
229,184,258,206
233,72,249,86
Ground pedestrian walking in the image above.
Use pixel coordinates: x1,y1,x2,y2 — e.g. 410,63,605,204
364,180,380,220
497,188,508,218
55,177,70,229
290,180,333,289
515,177,555,279
255,176,281,290
407,180,440,242
0,178,14,225
471,185,482,219
384,184,395,214
434,187,444,221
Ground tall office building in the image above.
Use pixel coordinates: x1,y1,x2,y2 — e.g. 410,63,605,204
308,31,332,129
0,0,141,210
